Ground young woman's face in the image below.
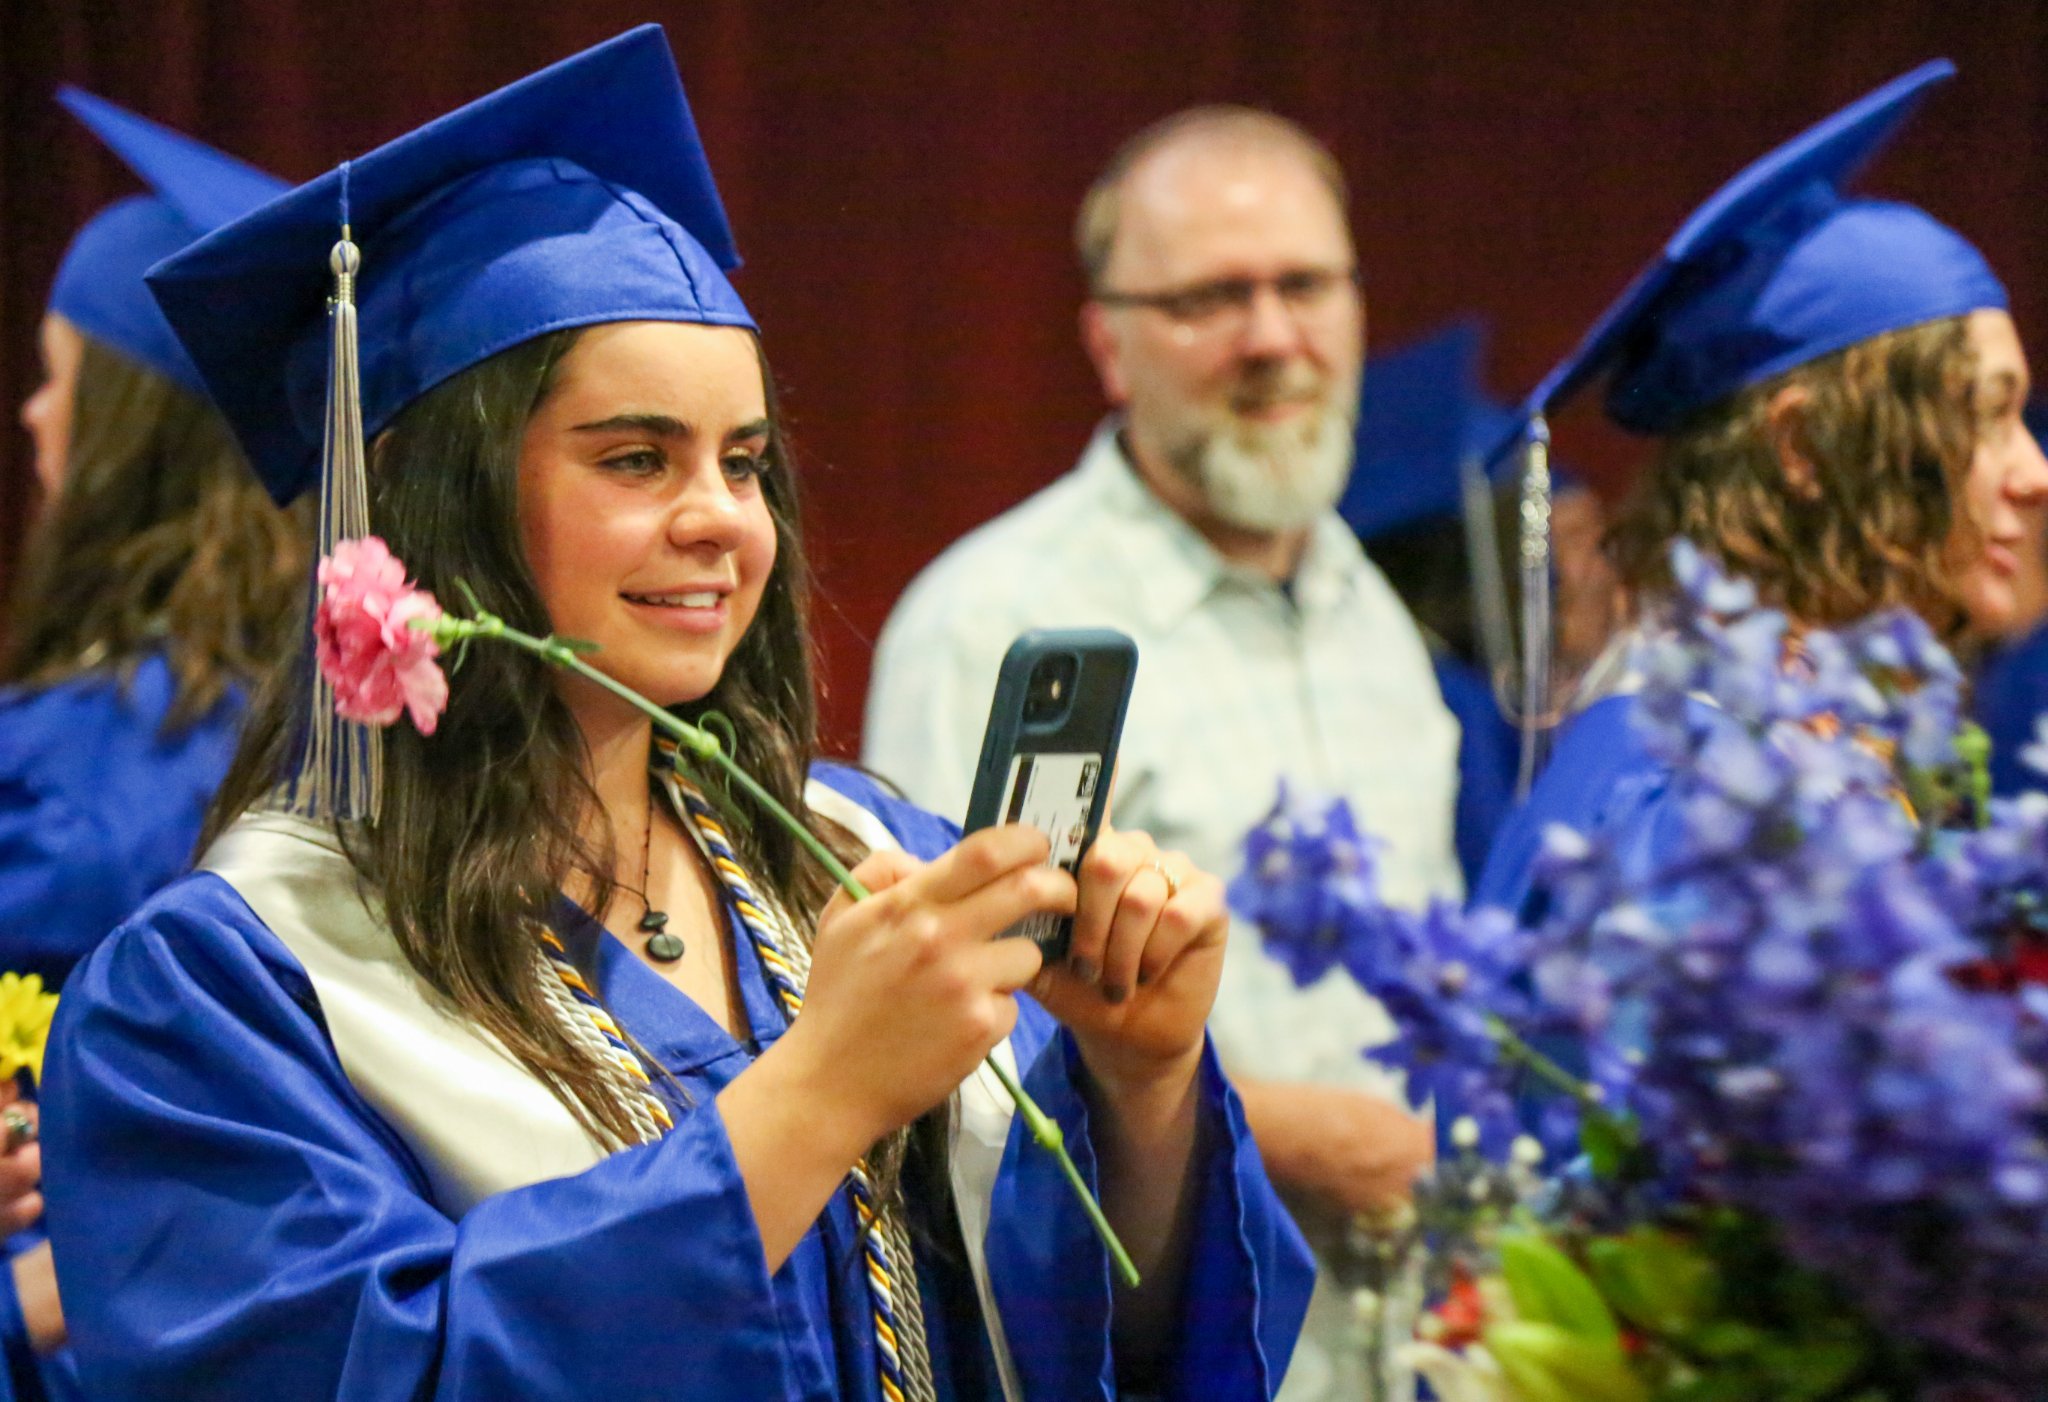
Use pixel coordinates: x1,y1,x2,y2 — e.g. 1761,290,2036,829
518,321,777,720
18,314,84,499
1953,309,2048,632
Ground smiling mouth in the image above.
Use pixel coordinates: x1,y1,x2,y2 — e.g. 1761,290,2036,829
623,590,726,608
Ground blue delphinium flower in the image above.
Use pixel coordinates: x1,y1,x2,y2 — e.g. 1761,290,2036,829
1238,541,2048,1392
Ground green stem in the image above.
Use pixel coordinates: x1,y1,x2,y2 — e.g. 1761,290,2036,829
432,611,1139,1286
1487,1015,1602,1106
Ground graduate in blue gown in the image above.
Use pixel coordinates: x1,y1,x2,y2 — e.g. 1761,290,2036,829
1339,320,1525,888
0,92,301,1402
2,90,299,991
39,28,1314,1402
1472,59,2048,919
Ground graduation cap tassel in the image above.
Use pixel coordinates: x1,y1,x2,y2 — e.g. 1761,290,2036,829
1513,419,1555,797
1461,448,1515,724
286,184,382,822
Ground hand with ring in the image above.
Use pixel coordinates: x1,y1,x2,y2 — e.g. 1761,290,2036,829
1028,827,1226,1092
0,1085,41,1236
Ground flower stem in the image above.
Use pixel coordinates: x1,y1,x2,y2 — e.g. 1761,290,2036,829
430,610,1139,1285
1486,1015,1601,1105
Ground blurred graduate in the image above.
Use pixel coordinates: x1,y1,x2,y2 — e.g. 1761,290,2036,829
39,27,1312,1402
0,90,303,1402
2,92,303,988
1472,59,2048,917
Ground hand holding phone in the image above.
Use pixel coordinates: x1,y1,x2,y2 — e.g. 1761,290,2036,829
962,629,1137,960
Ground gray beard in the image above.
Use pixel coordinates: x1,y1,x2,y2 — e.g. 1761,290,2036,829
1167,402,1355,534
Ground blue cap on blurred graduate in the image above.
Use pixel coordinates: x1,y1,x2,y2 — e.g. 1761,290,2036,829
147,23,753,505
1340,318,1522,542
47,89,287,394
1510,57,2000,445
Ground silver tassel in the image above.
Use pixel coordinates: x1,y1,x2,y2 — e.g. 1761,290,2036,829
283,226,382,823
1512,419,1555,797
1461,448,1514,724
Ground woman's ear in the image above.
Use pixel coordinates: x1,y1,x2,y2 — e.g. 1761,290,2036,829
1765,384,1821,501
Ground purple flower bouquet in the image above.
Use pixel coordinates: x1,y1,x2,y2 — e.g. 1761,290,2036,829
1234,543,2048,1401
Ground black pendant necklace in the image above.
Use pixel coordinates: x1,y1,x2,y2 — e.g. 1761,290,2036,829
636,793,683,962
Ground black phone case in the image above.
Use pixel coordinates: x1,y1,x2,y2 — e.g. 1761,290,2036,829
963,628,1138,961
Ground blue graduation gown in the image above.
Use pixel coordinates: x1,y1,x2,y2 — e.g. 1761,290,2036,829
1972,621,2048,797
0,652,244,989
1468,695,1676,920
1433,654,1518,890
40,764,1313,1401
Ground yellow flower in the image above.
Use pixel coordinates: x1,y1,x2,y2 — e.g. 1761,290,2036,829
0,974,59,1084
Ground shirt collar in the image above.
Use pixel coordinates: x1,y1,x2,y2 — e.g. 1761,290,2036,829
1081,415,1369,629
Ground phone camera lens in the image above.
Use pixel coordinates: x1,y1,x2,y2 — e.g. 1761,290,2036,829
1023,654,1080,727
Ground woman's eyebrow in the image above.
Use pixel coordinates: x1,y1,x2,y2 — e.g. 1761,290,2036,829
727,417,772,444
570,412,693,437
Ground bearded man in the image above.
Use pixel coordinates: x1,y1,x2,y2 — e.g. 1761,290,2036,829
864,107,1459,1400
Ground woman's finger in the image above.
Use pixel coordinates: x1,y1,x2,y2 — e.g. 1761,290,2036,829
914,824,1053,906
1096,865,1169,1002
820,848,923,924
1134,863,1219,989
1069,828,1151,981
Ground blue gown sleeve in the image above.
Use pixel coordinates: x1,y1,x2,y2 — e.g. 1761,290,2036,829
42,880,826,1401
1469,695,1674,919
815,761,1317,1398
0,659,242,989
988,1007,1314,1401
0,1247,36,1402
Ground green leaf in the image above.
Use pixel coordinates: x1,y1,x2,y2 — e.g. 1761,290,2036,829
1499,1231,1621,1348
1486,1322,1647,1402
1585,1228,1715,1339
1580,1111,1639,1180
555,636,602,654
1686,1320,1766,1361
1754,1333,1868,1400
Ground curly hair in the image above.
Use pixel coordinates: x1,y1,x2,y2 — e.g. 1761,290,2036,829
1607,316,1979,633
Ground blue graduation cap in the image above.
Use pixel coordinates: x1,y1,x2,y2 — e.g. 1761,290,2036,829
1515,58,2000,441
148,23,753,505
1491,60,1999,787
46,89,286,393
1340,319,1521,541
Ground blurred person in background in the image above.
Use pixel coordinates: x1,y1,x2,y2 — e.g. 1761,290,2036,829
867,105,1454,1401
1473,61,2048,919
3,92,305,990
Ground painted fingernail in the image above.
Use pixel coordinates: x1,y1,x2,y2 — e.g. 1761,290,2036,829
1070,956,1098,983
1101,983,1128,1005
1136,970,1152,987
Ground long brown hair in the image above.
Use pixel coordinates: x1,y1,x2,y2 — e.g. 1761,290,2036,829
206,328,941,1189
4,334,310,729
1607,316,1979,631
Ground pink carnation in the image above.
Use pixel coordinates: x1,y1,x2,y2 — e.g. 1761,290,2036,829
313,537,449,736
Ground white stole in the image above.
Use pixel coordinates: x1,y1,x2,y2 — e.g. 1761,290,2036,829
200,780,1024,1401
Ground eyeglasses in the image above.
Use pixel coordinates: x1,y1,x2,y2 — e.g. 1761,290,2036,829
1091,266,1360,332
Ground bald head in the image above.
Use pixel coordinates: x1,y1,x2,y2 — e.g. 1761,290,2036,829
1075,107,1351,290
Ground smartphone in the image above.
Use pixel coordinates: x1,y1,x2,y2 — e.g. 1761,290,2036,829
962,629,1138,960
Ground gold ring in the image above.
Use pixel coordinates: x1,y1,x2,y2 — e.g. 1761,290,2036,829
1,1107,34,1154
1147,858,1180,899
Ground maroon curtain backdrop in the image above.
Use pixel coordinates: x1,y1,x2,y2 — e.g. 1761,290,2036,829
5,2,2044,751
